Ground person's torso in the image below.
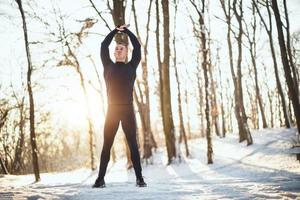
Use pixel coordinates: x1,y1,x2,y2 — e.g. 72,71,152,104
104,62,136,105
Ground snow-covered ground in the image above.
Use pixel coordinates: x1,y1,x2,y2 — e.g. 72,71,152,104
1,128,300,200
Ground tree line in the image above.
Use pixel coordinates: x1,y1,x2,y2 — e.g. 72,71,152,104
0,0,299,182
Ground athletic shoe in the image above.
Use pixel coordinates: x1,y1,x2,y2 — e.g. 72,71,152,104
136,177,147,187
92,177,106,188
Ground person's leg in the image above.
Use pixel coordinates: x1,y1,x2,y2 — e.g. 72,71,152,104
97,106,120,180
120,105,142,179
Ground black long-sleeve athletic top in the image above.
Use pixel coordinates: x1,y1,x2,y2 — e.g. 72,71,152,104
101,28,141,105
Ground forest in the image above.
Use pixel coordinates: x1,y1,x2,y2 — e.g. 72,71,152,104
0,0,299,199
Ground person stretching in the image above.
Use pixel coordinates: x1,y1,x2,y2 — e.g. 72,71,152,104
93,24,146,188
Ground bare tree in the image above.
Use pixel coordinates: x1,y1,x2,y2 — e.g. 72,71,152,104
253,0,291,128
132,0,157,162
232,0,253,145
88,0,112,31
282,0,299,100
244,1,268,128
11,88,26,174
109,0,127,43
184,81,192,138
0,100,10,174
290,31,300,95
87,55,106,116
220,0,253,145
188,13,205,138
56,16,97,170
207,7,221,138
0,156,9,174
245,71,259,129
15,0,40,181
156,0,177,164
272,0,300,134
216,48,227,137
189,0,213,163
172,0,189,158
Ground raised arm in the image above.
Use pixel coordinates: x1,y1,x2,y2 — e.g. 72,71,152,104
101,29,118,67
123,28,141,68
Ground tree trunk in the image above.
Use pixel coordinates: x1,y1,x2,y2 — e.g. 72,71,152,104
132,0,157,162
206,11,220,137
155,0,163,127
253,0,291,128
77,61,95,170
220,0,242,140
283,0,299,100
12,97,25,173
0,156,9,174
268,90,274,127
188,15,205,138
208,44,220,137
161,0,176,164
246,79,258,129
0,110,10,174
246,2,268,128
220,0,252,145
111,0,127,43
134,83,156,162
184,87,192,138
217,50,227,137
190,0,213,163
172,0,189,157
16,0,40,181
272,0,300,134
196,65,205,137
233,0,253,145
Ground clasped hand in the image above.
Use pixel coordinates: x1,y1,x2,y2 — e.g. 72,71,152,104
116,24,130,32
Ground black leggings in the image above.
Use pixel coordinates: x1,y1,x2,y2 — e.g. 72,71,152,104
97,104,142,179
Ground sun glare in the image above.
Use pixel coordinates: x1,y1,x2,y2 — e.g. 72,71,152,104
57,87,106,132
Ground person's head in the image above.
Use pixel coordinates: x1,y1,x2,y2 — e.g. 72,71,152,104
114,42,128,62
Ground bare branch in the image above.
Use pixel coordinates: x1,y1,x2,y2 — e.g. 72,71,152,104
88,0,112,31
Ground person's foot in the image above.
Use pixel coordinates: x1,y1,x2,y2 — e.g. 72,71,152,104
92,177,105,188
136,177,147,187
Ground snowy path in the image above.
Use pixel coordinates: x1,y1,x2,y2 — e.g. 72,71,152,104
1,128,300,199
